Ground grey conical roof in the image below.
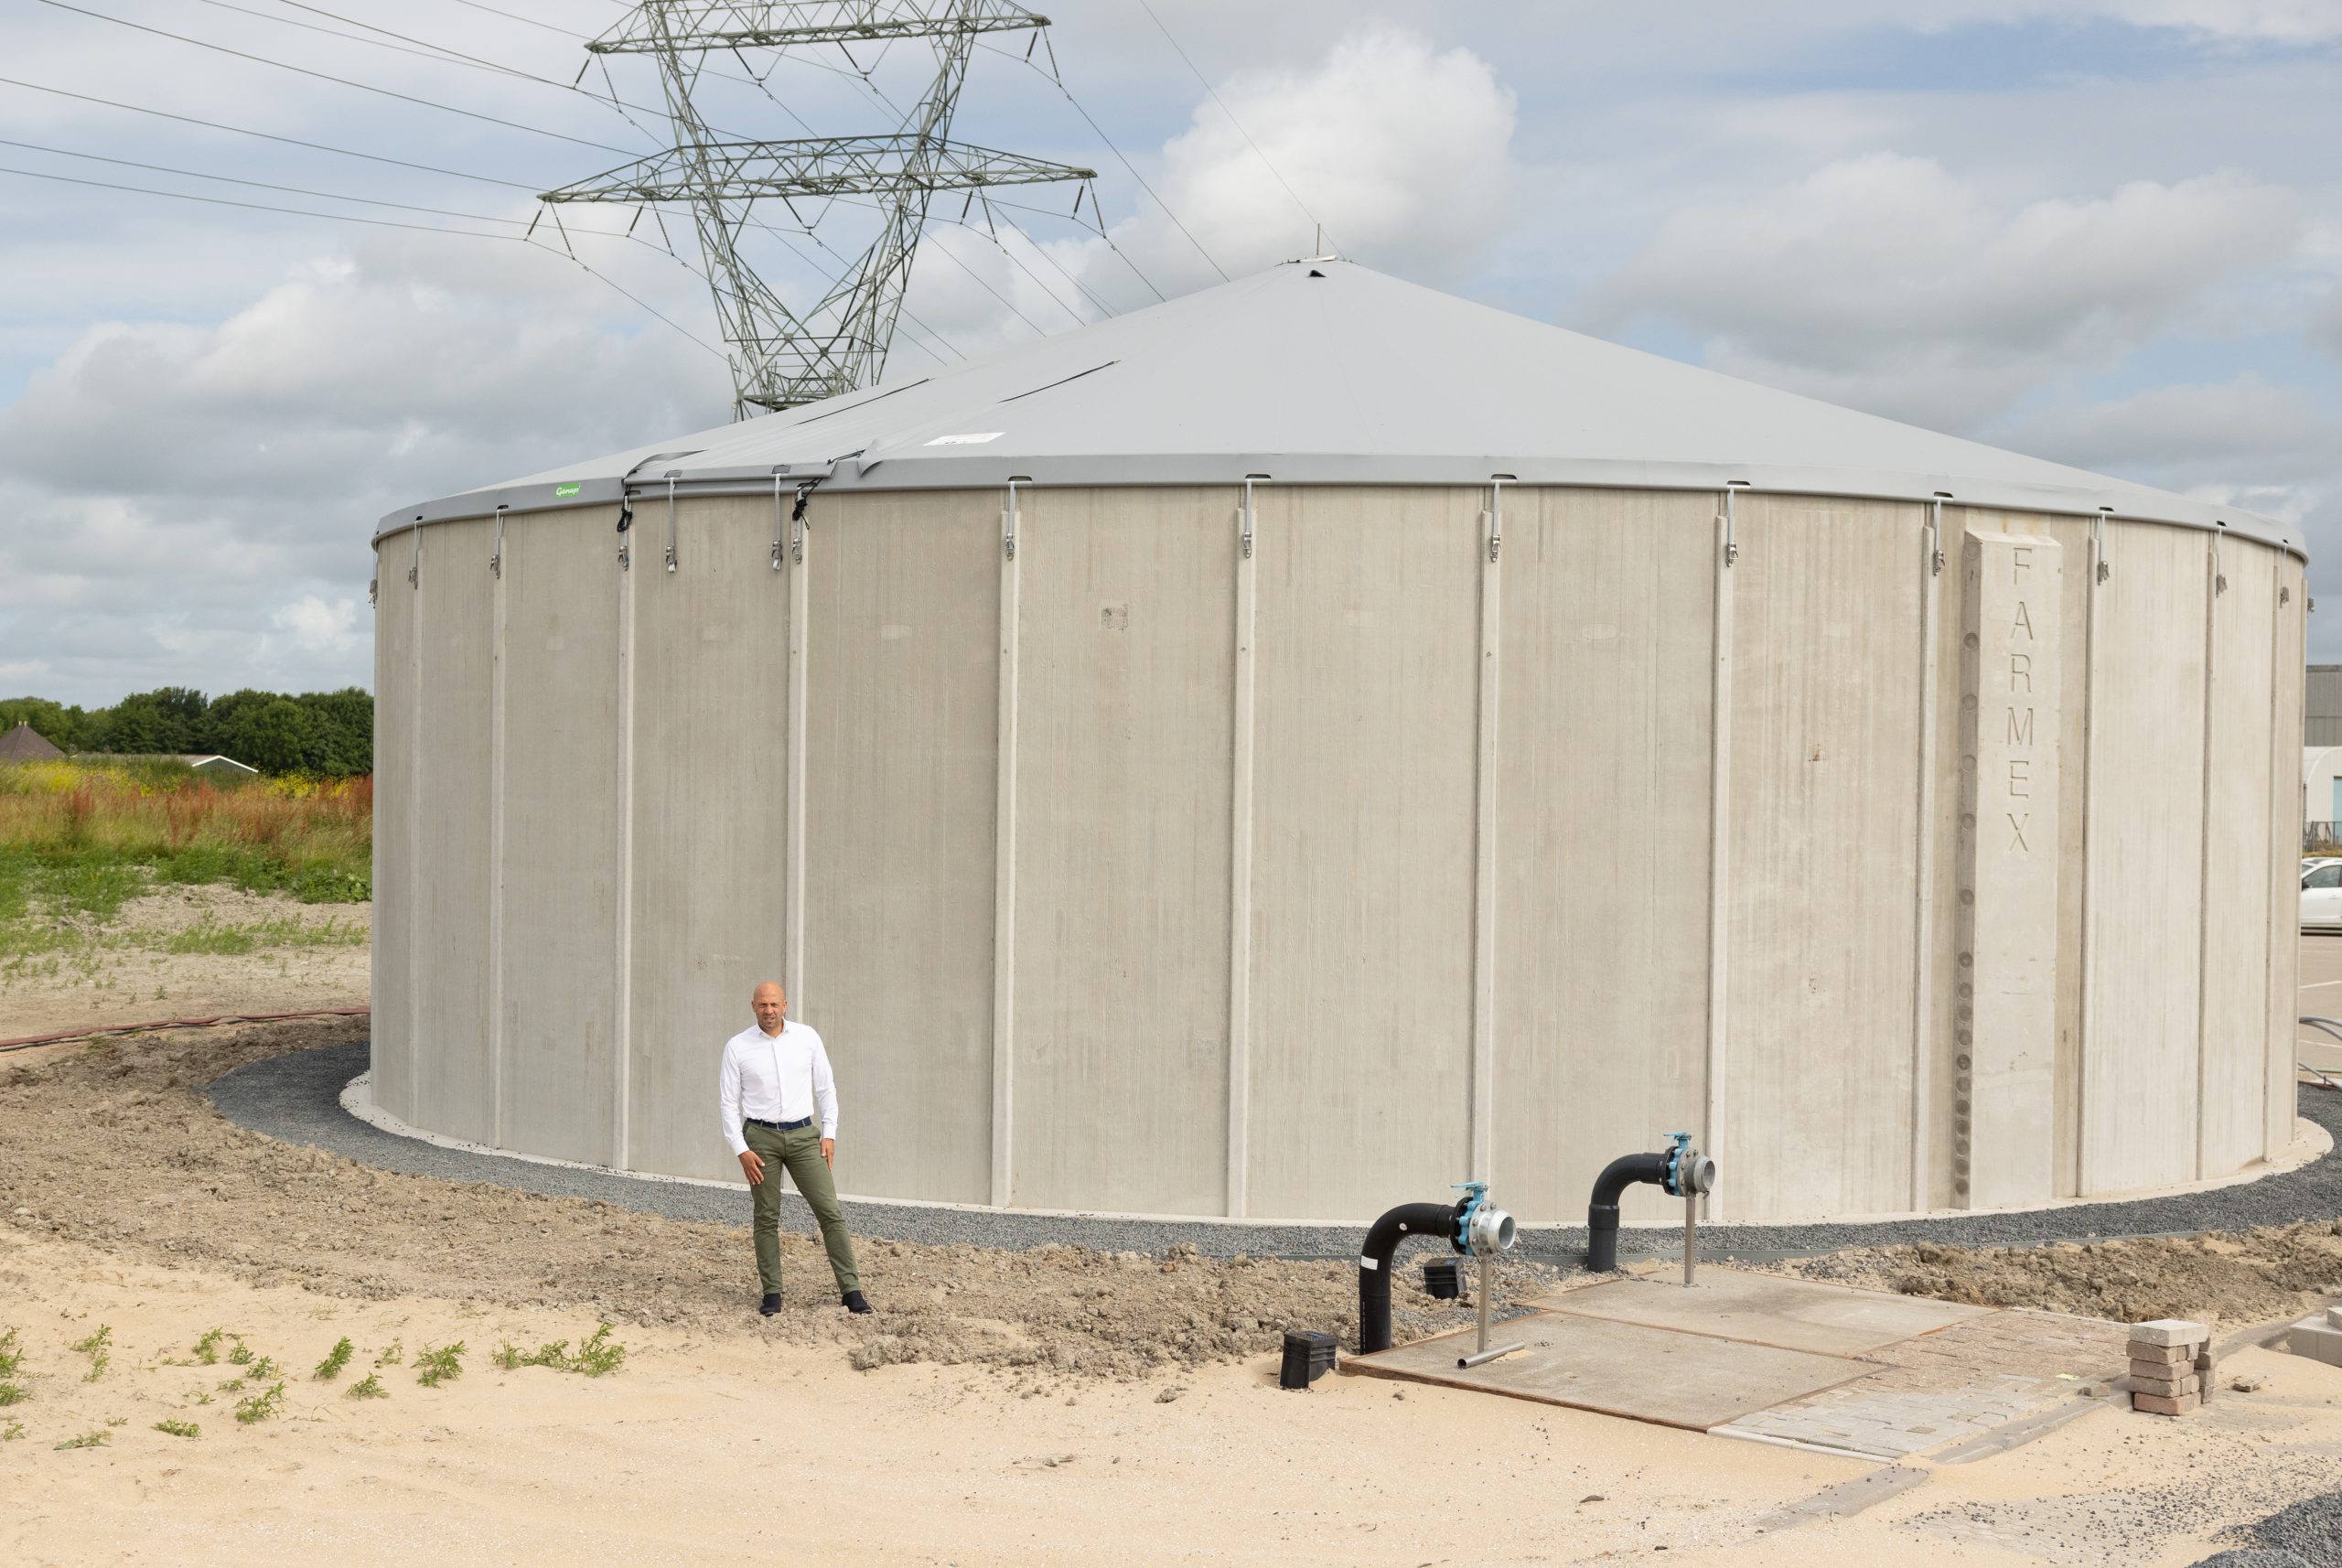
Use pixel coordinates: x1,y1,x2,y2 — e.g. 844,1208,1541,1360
383,259,2292,553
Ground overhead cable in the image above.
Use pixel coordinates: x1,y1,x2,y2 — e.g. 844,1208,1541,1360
0,75,541,190
0,162,728,361
31,0,645,157
1133,0,1334,253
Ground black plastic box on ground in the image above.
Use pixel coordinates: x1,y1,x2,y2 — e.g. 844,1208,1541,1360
1279,1329,1338,1390
1422,1257,1464,1300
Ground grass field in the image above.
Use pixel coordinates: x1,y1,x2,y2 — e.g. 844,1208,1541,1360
0,762,371,954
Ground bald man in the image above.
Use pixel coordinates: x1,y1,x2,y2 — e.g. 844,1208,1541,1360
719,983,870,1316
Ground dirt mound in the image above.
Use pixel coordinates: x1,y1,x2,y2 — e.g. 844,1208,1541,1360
0,1024,1550,1383
1784,1229,2342,1328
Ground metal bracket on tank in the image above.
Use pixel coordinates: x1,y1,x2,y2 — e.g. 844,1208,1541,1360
1929,493,1949,576
408,518,421,588
1488,475,1513,564
1004,476,1026,561
2094,508,2111,585
1241,473,1270,560
663,471,682,574
491,504,506,579
1724,480,1747,566
2213,526,2227,595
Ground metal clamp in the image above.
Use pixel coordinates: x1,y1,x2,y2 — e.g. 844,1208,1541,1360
1488,475,1512,564
491,505,506,579
1241,473,1269,560
790,479,814,564
1004,475,1028,561
1724,481,1747,566
408,521,421,588
782,470,800,573
1929,493,1949,576
2094,508,2111,585
663,471,681,574
616,494,633,571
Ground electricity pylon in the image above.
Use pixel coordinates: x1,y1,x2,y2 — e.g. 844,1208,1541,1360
543,3,1097,417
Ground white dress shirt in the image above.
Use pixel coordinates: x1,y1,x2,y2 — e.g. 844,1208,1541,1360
718,1019,840,1156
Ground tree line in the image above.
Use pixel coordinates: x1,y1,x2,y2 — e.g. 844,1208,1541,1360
0,687,372,777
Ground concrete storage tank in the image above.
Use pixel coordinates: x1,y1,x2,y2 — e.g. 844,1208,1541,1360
371,260,2306,1226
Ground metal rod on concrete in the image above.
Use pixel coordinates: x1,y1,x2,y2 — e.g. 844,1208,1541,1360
1456,1251,1525,1369
1684,1192,1697,1287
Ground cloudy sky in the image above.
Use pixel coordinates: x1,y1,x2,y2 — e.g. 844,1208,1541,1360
2,0,2338,703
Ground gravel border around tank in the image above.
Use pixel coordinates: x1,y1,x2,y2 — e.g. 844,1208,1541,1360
206,1039,2342,1262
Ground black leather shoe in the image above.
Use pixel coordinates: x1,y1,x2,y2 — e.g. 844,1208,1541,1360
759,1293,781,1316
841,1290,873,1315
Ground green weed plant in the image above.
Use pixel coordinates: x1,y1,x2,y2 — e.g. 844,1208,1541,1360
233,1381,285,1425
414,1342,466,1388
314,1337,354,1381
346,1373,386,1401
154,1418,199,1438
492,1325,626,1379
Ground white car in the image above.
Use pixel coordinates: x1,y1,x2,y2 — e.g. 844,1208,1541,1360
2304,858,2342,931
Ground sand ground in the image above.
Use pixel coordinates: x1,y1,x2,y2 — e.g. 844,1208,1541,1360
5,916,2342,1563
7,1224,2342,1567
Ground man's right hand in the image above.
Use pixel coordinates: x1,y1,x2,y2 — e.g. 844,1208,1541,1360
739,1149,766,1186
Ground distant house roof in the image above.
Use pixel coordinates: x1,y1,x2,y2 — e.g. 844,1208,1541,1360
0,721,63,761
74,751,261,775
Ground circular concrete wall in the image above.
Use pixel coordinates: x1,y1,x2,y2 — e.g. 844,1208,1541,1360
369,482,2304,1224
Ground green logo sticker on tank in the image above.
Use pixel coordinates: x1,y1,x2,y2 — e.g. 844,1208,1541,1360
553,483,581,497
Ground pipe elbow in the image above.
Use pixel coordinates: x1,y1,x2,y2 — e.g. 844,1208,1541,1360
1590,1153,1671,1210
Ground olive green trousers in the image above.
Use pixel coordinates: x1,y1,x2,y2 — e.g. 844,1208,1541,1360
743,1122,861,1296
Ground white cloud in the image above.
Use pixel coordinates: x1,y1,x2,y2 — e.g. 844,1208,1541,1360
0,235,719,704
897,23,1519,344
1586,155,2298,427
270,594,361,658
2005,375,2335,478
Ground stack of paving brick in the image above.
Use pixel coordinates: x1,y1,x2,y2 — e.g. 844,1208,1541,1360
2285,1305,2342,1366
2128,1319,2211,1415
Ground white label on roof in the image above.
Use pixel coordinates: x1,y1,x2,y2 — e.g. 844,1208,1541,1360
925,431,1004,446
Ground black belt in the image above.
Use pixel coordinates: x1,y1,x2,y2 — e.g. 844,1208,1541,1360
746,1116,813,1131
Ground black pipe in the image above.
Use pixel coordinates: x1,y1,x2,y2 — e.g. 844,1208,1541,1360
1585,1153,1671,1273
1358,1201,1465,1354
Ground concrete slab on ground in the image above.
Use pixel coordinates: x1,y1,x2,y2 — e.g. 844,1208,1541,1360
1525,1268,1996,1357
1342,1313,1872,1430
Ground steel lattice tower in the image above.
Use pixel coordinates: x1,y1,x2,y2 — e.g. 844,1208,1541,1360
543,2,1096,416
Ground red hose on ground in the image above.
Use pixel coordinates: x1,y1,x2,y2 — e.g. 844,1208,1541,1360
0,1006,370,1054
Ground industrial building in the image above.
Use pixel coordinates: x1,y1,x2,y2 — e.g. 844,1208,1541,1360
371,260,2305,1226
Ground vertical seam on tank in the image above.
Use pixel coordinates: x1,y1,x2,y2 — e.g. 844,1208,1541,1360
991,482,1022,1208
1469,479,1504,1182
785,493,811,1016
2075,511,2106,1195
488,510,508,1150
2195,534,2218,1181
1703,486,1738,1223
613,507,637,1170
1909,499,1942,1210
2263,563,2285,1160
1226,478,1261,1218
404,529,424,1133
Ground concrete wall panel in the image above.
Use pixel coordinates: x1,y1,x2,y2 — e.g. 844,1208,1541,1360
371,535,418,1123
410,517,497,1144
1725,496,1924,1221
497,509,622,1164
1491,488,1714,1222
1919,512,2092,1205
2202,540,2278,1176
1007,488,1236,1214
2269,554,2306,1156
2081,521,2208,1192
804,490,998,1205
625,497,792,1184
1246,486,1480,1219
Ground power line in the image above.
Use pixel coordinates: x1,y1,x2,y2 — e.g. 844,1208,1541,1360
0,161,730,362
31,0,645,157
1133,0,1332,254
979,38,1227,283
0,134,557,229
0,75,542,191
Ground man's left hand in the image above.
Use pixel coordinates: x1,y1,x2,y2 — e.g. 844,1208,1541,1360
822,1138,835,1168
